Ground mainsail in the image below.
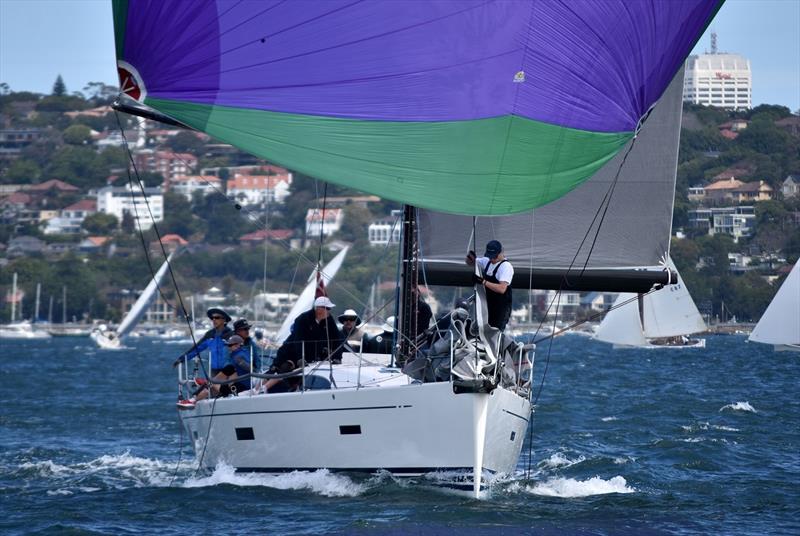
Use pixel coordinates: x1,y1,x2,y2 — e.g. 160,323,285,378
418,67,686,291
749,261,800,349
117,251,176,339
111,0,721,216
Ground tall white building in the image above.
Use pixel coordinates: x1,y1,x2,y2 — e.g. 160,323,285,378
683,51,751,109
96,184,163,230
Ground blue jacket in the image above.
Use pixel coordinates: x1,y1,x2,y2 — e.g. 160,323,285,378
179,326,233,370
229,347,252,377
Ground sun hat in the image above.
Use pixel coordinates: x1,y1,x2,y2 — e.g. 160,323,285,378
337,309,362,324
206,308,231,322
233,318,252,331
381,316,396,333
314,296,335,309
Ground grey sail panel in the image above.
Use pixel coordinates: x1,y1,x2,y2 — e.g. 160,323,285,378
418,68,684,271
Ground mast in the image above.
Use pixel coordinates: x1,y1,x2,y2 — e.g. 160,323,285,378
10,272,17,323
48,295,53,324
397,205,419,366
62,286,67,324
35,283,41,323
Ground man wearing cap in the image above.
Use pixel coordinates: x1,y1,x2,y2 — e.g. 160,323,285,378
173,307,233,373
338,309,365,350
274,296,344,368
466,240,514,331
232,318,262,372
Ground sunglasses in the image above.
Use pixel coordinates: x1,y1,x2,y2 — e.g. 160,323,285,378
211,315,225,320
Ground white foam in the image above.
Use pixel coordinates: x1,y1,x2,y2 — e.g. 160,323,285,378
184,463,366,497
18,452,177,488
540,452,585,470
527,475,635,498
713,425,740,432
719,401,756,413
601,416,618,422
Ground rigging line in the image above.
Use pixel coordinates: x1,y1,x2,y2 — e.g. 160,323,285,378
578,136,639,276
168,411,186,487
114,114,178,313
115,113,198,349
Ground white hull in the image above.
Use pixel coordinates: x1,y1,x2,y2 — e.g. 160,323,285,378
0,322,52,340
613,337,706,350
178,367,530,495
90,331,123,349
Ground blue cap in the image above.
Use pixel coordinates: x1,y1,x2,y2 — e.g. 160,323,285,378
484,240,502,259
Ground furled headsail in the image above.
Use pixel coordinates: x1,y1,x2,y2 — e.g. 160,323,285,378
112,0,722,215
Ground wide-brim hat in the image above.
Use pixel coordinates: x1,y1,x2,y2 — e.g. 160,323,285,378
314,296,335,309
381,316,396,333
233,318,253,331
337,309,362,324
206,307,231,322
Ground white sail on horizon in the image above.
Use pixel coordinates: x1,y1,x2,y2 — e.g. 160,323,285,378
595,260,706,347
749,260,800,349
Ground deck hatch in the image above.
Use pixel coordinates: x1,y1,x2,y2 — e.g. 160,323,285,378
235,427,255,440
339,425,361,435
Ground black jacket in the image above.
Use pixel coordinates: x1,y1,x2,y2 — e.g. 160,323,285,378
275,309,344,368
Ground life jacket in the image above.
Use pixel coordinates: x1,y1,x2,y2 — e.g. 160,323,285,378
484,259,512,331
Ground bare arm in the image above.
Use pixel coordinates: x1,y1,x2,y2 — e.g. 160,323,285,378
483,280,508,295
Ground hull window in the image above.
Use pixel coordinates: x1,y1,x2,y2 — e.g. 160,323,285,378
236,427,255,440
339,425,362,435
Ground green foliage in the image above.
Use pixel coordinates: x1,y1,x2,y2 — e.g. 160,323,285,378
336,204,372,243
36,95,89,113
82,213,118,234
193,193,257,244
52,75,67,97
137,171,165,188
161,192,204,238
82,82,118,105
62,124,92,145
121,211,136,234
43,146,127,188
736,118,792,156
746,104,792,122
166,131,206,154
2,159,41,183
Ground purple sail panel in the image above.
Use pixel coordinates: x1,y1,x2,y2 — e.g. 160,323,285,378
119,0,720,132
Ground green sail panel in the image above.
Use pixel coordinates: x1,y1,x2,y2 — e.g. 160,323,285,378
146,98,630,215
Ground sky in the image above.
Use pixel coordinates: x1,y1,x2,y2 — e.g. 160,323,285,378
0,0,798,111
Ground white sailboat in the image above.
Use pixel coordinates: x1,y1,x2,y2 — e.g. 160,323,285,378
594,260,707,349
274,247,349,343
0,273,51,340
749,261,800,352
90,252,176,349
110,1,720,498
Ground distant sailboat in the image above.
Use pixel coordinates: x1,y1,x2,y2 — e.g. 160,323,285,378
749,261,800,352
594,260,707,349
91,252,176,349
274,247,349,343
0,273,51,340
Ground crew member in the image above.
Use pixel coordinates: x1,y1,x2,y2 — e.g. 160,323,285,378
338,308,364,350
274,296,344,368
363,316,395,354
173,307,233,373
232,318,262,372
466,240,514,331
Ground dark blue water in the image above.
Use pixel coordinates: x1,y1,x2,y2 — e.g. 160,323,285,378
1,335,797,535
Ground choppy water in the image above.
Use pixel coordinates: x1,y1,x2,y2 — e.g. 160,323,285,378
1,335,797,535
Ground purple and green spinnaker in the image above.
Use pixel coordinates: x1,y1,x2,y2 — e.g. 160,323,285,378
112,0,722,215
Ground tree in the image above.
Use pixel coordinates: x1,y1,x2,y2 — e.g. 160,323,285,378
121,211,136,234
52,75,67,97
137,171,165,188
2,159,41,184
82,82,118,105
161,192,203,238
337,204,372,242
166,131,206,154
82,213,118,234
63,124,92,145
